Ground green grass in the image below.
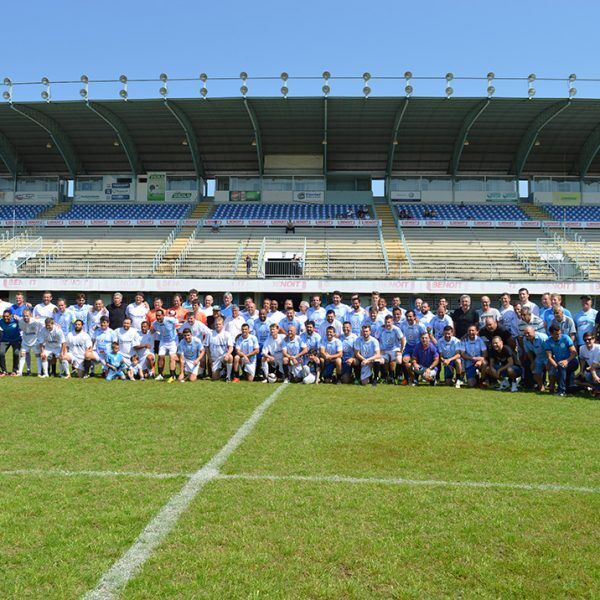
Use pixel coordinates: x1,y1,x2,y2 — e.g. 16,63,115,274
0,381,598,598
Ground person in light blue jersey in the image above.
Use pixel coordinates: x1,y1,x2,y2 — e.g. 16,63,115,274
53,298,75,335
282,325,307,382
362,306,383,340
318,310,342,339
436,325,464,387
428,304,454,342
574,295,597,346
379,315,405,384
345,294,367,336
460,324,487,388
300,320,321,370
354,324,383,386
68,292,92,330
544,324,577,397
319,326,343,383
177,328,205,382
340,321,358,384
542,293,572,329
325,291,349,321
151,309,180,382
105,341,127,381
307,295,326,328
549,306,576,343
279,308,304,335
91,316,116,373
522,326,548,392
400,310,428,385
233,324,259,382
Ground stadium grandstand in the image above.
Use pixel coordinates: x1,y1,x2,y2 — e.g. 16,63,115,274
1,86,600,303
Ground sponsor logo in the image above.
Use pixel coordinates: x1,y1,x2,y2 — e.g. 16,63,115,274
426,281,462,290
14,193,34,201
274,280,307,289
171,192,193,199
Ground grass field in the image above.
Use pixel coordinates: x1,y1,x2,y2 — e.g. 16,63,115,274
1,378,598,598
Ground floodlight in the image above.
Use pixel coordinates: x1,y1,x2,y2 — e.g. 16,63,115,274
487,85,495,97
445,86,453,98
41,76,50,86
3,77,12,86
200,73,208,82
251,137,257,146
80,74,89,84
119,89,128,100
119,74,128,84
363,85,371,97
181,138,188,146
569,73,577,83
527,73,536,83
363,72,371,82
322,71,331,80
41,90,49,101
487,72,495,81
463,140,470,146
240,85,248,96
528,87,536,98
2,91,10,101
281,72,289,82
445,72,454,82
569,87,577,98
281,85,289,97
159,86,168,97
160,73,168,82
200,87,208,98
322,84,330,96
405,84,413,97
534,139,541,146
404,71,412,79
79,88,88,98
240,71,248,81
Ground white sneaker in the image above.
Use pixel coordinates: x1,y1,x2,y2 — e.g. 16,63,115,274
283,378,289,384
498,378,510,391
455,379,463,388
511,381,518,393
155,374,163,381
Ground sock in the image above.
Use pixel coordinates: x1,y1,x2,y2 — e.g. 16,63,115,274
170,369,176,378
283,363,290,379
18,355,26,375
83,360,92,375
61,360,70,376
262,361,270,378
226,362,233,379
42,359,49,376
37,357,42,375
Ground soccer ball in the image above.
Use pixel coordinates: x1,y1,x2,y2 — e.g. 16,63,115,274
267,373,277,383
303,373,316,384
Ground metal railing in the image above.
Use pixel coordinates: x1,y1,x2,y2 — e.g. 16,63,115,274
32,258,154,278
35,240,64,275
535,237,574,280
232,241,244,276
377,226,390,276
151,221,183,271
256,237,267,278
0,231,33,259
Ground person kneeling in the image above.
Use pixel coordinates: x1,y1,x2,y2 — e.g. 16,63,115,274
106,341,128,381
411,332,439,386
483,336,521,392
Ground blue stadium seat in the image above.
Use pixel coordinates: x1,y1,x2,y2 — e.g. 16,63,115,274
0,205,50,220
56,203,191,220
545,206,600,221
396,204,530,221
212,204,370,220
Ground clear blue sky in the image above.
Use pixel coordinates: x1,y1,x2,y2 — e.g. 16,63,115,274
4,0,600,101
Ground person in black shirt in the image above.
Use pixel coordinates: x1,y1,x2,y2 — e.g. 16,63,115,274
482,336,522,392
108,292,126,330
478,317,515,350
451,294,479,339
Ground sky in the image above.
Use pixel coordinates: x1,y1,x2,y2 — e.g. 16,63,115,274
3,0,600,102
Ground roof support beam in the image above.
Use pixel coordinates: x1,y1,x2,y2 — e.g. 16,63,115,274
449,99,490,176
574,121,600,178
512,100,571,178
162,99,206,182
86,101,142,177
0,130,26,177
385,98,410,179
243,98,263,175
10,104,83,178
323,97,328,176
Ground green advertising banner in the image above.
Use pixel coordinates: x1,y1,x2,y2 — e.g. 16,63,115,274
229,191,261,202
147,173,166,202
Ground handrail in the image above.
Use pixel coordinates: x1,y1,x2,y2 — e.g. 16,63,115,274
378,226,390,276
151,220,183,271
232,241,244,276
256,237,267,278
387,199,415,274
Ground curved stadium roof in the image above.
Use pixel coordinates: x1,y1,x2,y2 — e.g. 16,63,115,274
1,96,600,178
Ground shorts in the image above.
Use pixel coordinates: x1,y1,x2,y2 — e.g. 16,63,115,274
91,350,107,363
360,358,383,380
241,360,256,377
442,360,458,379
584,371,600,390
322,361,336,378
183,359,200,376
211,354,227,373
465,364,479,380
532,358,547,376
137,353,154,371
19,345,38,356
158,341,178,356
341,359,355,375
381,350,400,363
65,353,85,370
288,361,304,379
43,346,61,360
402,343,416,358
414,365,438,378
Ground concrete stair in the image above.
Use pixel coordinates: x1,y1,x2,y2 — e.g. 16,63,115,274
373,201,410,277
37,201,71,219
520,203,551,221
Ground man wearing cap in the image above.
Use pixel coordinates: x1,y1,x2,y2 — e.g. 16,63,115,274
544,324,578,396
574,295,597,346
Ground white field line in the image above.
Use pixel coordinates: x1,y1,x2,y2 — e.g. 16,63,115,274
217,473,600,495
82,383,288,600
0,468,188,480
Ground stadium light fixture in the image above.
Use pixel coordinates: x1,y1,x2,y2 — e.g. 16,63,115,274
487,85,495,98
80,74,89,99
41,76,51,102
113,140,120,147
281,72,289,98
487,72,495,97
158,73,168,97
181,138,188,146
119,74,128,100
404,71,413,97
240,72,248,97
362,72,371,98
445,73,454,99
2,77,12,102
568,73,577,98
45,142,52,149
200,73,208,98
527,73,536,99
322,71,331,97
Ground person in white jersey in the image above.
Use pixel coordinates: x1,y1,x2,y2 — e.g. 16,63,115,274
32,291,57,321
261,323,285,382
62,319,93,378
37,317,66,378
233,323,259,382
17,309,43,376
115,317,141,365
177,328,205,382
208,316,234,381
126,292,149,331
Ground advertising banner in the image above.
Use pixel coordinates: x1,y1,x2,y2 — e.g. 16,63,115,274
147,173,166,202
485,192,518,202
203,218,380,228
166,190,197,203
293,191,324,203
229,191,261,202
75,176,133,202
552,192,581,205
390,191,421,202
14,191,58,204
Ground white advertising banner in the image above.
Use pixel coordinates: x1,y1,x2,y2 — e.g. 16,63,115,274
293,191,325,203
74,176,134,202
204,218,381,228
390,191,421,201
13,191,58,204
165,190,198,203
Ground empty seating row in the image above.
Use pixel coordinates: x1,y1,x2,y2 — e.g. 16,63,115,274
0,205,50,220
212,203,372,221
397,204,530,221
56,203,191,220
545,206,600,221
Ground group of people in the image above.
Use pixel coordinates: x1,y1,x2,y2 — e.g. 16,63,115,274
0,287,598,396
